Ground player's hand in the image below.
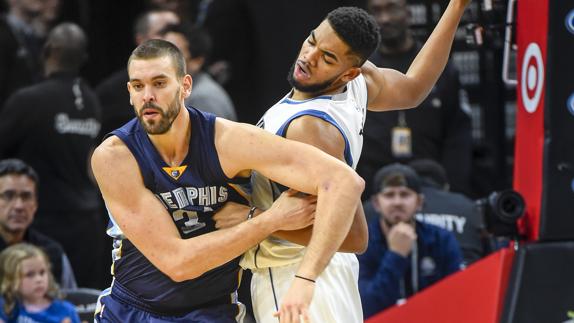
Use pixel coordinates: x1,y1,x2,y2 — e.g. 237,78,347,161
269,189,316,231
274,276,314,323
213,202,251,229
387,222,417,257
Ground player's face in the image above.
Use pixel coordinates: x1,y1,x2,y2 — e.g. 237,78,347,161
19,256,49,303
373,186,421,227
0,175,37,235
128,56,190,135
288,20,360,95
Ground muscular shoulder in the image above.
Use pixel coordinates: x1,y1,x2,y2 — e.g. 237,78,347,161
285,116,345,160
91,136,134,174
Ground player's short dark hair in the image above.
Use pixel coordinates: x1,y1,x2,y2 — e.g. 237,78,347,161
128,39,186,78
326,7,380,66
0,159,39,187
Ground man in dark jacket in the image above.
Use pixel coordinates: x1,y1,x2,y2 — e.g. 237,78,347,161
0,159,76,288
359,163,462,318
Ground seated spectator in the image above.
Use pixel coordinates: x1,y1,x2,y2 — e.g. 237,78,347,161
0,243,80,323
359,163,462,318
159,23,237,120
0,159,76,289
409,159,485,266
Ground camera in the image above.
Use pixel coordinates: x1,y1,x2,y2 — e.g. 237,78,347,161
475,189,525,238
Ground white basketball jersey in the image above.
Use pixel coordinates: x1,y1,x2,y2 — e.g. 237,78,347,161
241,74,368,270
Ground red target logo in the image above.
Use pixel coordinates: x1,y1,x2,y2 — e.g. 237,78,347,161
521,43,544,113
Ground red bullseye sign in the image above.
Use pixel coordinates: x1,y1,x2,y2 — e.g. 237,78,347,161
521,43,544,113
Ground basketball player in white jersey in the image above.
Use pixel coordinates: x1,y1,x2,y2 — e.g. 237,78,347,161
215,2,471,322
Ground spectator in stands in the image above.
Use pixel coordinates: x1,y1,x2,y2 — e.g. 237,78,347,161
0,243,80,323
0,159,76,288
359,163,462,318
358,0,473,198
0,23,103,289
96,9,180,138
31,0,60,38
0,0,48,108
409,159,485,266
159,24,237,120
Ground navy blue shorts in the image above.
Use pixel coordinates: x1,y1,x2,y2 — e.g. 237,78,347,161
95,290,245,323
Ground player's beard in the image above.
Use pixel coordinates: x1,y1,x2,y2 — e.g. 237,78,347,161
137,89,181,135
287,59,338,95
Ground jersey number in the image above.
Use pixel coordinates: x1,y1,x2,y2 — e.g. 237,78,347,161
172,210,206,234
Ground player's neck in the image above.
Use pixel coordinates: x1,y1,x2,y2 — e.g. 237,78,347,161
148,105,191,167
291,84,346,101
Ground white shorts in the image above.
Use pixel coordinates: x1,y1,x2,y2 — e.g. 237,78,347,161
250,252,363,323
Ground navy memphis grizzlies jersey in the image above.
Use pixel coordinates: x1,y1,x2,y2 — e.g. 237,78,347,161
106,106,248,315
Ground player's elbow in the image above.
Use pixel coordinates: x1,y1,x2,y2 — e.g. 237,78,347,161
340,225,368,254
346,170,365,196
165,266,203,282
354,232,369,254
161,256,204,282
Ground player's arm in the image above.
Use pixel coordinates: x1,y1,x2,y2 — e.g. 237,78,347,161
363,0,469,112
215,118,364,280
91,136,315,282
270,116,368,253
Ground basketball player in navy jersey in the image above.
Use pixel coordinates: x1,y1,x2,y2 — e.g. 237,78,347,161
90,39,364,322
214,2,471,322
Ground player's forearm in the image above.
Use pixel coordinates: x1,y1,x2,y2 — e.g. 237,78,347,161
168,210,279,281
273,205,367,253
404,0,467,105
295,171,364,279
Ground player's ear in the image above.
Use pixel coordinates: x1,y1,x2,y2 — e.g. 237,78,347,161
182,74,193,98
341,66,361,83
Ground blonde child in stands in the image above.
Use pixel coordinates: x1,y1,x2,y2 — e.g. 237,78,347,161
0,243,80,323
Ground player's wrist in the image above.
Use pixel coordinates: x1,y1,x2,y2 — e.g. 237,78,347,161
294,274,316,284
246,206,257,220
251,208,280,233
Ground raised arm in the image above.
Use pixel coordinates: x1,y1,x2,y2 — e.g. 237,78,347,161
91,136,316,282
364,0,470,111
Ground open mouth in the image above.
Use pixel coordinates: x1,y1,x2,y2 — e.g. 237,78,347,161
296,61,310,79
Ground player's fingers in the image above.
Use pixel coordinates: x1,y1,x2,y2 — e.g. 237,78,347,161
301,308,311,323
280,307,293,323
